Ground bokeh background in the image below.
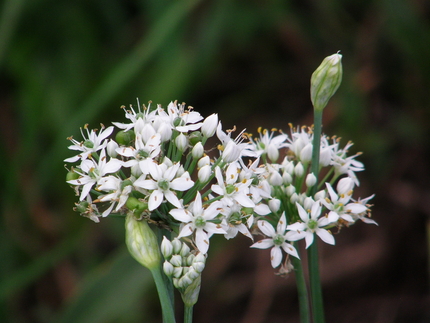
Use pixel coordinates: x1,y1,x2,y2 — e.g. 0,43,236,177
1,0,429,322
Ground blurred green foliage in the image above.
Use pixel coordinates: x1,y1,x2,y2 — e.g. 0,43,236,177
1,0,429,322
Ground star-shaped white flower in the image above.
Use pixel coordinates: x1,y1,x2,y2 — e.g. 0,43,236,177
286,202,335,249
65,125,114,163
321,179,367,225
169,192,226,254
251,213,299,268
211,164,255,208
67,149,123,201
134,162,194,211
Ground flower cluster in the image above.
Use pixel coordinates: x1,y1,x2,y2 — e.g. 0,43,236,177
65,101,376,274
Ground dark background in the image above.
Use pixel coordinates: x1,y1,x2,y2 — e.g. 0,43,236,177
1,0,429,322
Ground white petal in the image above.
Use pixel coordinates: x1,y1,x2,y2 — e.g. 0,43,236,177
257,220,276,237
164,190,181,208
316,228,335,245
234,193,255,208
281,242,299,259
304,232,315,249
276,213,287,234
148,190,163,211
204,222,226,235
170,175,194,191
250,238,274,249
296,203,309,222
270,246,282,268
177,223,194,238
195,229,210,254
170,208,193,223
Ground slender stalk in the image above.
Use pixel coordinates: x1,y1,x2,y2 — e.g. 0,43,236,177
150,266,176,323
291,247,311,323
309,109,325,323
183,305,194,323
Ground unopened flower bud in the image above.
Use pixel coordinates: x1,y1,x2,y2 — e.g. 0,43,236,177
286,185,296,197
163,261,174,276
172,238,182,254
269,170,283,186
173,266,183,279
180,243,191,257
182,275,201,307
125,214,161,270
198,156,210,168
319,147,332,166
198,165,211,183
170,254,183,267
192,142,204,159
311,52,343,111
337,177,354,195
186,267,200,280
282,171,292,185
106,139,119,158
175,133,188,152
294,162,305,177
303,197,315,210
202,113,218,138
306,173,317,188
269,198,281,213
300,143,313,163
290,193,299,204
161,236,173,259
267,143,279,162
222,141,240,163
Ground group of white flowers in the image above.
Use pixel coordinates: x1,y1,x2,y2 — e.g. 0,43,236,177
65,100,376,273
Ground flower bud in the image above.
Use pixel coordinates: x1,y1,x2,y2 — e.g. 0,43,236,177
319,147,332,167
267,143,279,162
192,142,204,159
268,170,283,186
175,133,188,152
161,236,173,259
305,173,317,188
125,214,161,270
222,141,240,163
198,156,210,168
198,165,211,183
180,243,191,257
268,198,281,213
300,143,313,163
170,254,183,267
106,139,119,158
163,261,174,276
286,185,296,196
181,275,201,307
172,238,182,254
337,177,354,195
201,113,218,138
115,130,135,146
290,193,299,204
311,52,343,111
314,189,326,201
294,162,305,177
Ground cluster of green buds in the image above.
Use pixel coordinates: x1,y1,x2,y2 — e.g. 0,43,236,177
161,237,206,306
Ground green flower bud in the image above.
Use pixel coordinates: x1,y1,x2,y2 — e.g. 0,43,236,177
181,275,201,307
189,131,203,146
311,52,343,111
125,213,161,270
115,130,135,146
125,196,148,215
66,170,80,182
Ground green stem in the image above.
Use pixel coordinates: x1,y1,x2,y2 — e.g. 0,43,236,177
309,109,325,323
150,266,176,323
183,305,194,323
291,247,311,323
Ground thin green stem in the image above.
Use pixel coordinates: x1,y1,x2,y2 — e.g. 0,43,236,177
308,109,325,323
291,246,311,323
150,266,176,323
183,305,194,323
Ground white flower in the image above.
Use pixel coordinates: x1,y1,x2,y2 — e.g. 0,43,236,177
218,202,253,240
330,140,364,185
112,101,157,132
169,192,226,254
201,113,218,138
96,175,133,217
249,128,288,162
211,164,255,208
134,162,194,210
286,202,335,248
116,133,161,174
157,101,203,133
251,213,299,268
321,181,367,224
67,149,123,201
65,125,114,163
350,194,378,225
216,123,256,162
